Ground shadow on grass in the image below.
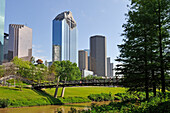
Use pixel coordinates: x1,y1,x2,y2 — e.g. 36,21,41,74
32,89,63,105
142,101,170,113
63,104,91,108
0,86,20,91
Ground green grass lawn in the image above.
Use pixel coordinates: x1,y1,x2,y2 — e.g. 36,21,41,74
0,86,127,107
43,87,127,97
0,87,61,107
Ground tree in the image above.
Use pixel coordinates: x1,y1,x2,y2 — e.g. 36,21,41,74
0,65,5,78
12,57,30,90
34,64,48,83
50,61,81,81
115,0,170,99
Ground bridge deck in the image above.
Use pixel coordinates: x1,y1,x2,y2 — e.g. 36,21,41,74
33,79,119,89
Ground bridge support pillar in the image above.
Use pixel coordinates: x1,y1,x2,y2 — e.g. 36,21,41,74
54,76,60,98
61,87,65,97
54,87,58,98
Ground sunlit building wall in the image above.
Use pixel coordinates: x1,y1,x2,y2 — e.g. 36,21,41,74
8,24,32,61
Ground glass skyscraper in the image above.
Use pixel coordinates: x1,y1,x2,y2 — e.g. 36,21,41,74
52,11,78,64
0,0,5,64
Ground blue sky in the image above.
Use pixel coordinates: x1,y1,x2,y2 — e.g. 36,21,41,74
4,0,130,65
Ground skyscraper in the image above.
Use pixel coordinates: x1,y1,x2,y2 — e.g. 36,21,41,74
79,50,88,71
107,57,114,77
0,0,5,64
107,57,111,77
110,63,113,77
52,11,78,64
8,24,32,61
90,35,107,77
3,33,9,62
84,49,90,70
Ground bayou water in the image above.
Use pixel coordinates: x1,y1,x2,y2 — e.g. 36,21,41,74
0,101,111,113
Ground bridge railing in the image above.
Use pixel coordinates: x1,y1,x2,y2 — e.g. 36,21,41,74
33,78,120,88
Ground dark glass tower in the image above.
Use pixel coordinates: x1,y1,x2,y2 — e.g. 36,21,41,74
90,35,107,77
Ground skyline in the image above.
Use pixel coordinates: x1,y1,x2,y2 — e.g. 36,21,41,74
4,0,130,64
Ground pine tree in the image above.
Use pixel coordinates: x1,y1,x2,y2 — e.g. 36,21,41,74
116,0,170,99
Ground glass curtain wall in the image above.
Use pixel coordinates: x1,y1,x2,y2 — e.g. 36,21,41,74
0,0,5,64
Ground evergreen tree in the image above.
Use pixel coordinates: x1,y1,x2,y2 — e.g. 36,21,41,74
116,0,170,99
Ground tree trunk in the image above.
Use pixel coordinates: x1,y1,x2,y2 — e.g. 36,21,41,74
158,0,165,94
152,70,156,96
144,32,149,100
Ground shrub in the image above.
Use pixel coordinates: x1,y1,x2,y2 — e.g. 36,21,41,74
88,93,113,102
0,99,11,108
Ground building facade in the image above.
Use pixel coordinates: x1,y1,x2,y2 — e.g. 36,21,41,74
0,0,5,64
90,35,107,77
84,49,90,70
107,57,111,77
82,70,94,77
107,57,113,77
52,11,78,64
78,50,88,71
8,24,32,61
110,63,113,77
3,33,9,62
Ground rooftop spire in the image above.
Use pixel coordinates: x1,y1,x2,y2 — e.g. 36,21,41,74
54,11,76,29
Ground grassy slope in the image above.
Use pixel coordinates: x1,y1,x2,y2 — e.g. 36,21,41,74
0,86,126,107
0,87,61,107
43,87,127,97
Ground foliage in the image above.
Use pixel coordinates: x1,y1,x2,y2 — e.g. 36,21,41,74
34,64,48,83
88,93,113,102
11,57,49,84
114,92,154,102
0,99,11,108
6,79,30,86
49,61,81,81
12,57,31,90
64,92,170,113
0,65,5,77
81,75,103,80
12,57,31,78
115,0,170,99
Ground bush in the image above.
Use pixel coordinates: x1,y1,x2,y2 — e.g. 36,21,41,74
61,92,170,113
88,93,113,102
0,99,11,108
115,93,138,102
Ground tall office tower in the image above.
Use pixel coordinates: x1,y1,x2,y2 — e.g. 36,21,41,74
3,33,9,62
107,57,111,77
90,35,107,77
84,49,90,70
8,24,32,61
0,0,5,64
78,50,88,71
110,63,113,77
107,57,114,77
52,11,78,64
